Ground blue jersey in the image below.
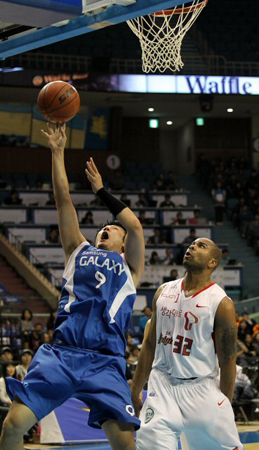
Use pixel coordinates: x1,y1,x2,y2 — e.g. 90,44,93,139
53,241,137,356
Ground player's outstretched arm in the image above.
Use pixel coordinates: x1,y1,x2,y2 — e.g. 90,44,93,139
214,296,237,403
131,285,164,417
41,124,85,262
85,158,145,286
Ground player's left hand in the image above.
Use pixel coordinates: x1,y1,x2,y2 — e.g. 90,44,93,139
41,123,67,152
85,157,104,194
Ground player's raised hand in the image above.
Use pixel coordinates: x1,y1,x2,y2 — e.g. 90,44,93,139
41,123,67,152
85,157,104,194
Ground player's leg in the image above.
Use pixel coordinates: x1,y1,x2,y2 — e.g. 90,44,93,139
136,370,181,450
136,395,180,450
78,353,140,442
182,378,243,450
1,345,78,450
102,420,135,450
0,397,37,450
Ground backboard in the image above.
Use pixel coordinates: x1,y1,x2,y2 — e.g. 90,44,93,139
0,0,193,60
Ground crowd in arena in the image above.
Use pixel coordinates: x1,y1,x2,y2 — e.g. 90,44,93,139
197,154,259,255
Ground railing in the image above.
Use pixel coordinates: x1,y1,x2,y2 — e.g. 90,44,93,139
3,52,259,76
6,229,61,290
234,296,259,317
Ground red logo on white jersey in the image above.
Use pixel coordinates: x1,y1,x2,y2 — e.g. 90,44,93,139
184,312,199,331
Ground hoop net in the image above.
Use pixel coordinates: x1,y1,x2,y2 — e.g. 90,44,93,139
127,0,208,73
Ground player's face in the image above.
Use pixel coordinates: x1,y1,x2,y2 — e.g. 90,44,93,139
183,238,215,272
95,225,126,253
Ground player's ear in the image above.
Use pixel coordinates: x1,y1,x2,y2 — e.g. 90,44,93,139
208,258,217,270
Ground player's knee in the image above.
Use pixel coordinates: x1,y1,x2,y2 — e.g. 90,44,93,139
2,414,25,438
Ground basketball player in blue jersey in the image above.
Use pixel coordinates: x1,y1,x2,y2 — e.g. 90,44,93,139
0,123,145,450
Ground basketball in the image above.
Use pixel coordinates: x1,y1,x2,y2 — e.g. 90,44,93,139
37,81,80,123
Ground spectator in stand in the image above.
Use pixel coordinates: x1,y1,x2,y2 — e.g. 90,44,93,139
29,323,44,352
147,228,167,245
188,209,204,225
235,312,241,326
238,320,249,343
162,248,175,265
47,226,59,244
166,171,178,191
163,269,179,283
253,333,259,355
15,350,33,381
253,323,259,338
139,306,152,339
0,363,16,405
149,251,162,265
127,345,140,365
0,348,14,362
236,339,249,366
238,204,253,238
21,308,34,349
233,365,254,419
3,189,22,206
21,309,33,333
219,248,230,267
159,194,175,208
45,192,56,206
172,212,186,225
0,348,14,377
120,194,131,208
138,211,150,225
243,334,258,359
153,173,167,191
211,181,226,224
241,312,256,335
81,211,94,225
182,228,197,245
109,169,125,190
135,193,149,208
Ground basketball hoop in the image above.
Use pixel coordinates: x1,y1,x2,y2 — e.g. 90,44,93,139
127,0,208,73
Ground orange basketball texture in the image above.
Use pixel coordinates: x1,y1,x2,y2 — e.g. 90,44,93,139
37,81,80,123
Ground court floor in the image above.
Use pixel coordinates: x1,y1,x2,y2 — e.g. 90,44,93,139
24,425,259,450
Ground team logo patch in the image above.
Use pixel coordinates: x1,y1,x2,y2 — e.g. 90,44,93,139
145,407,154,424
149,390,156,397
125,405,135,416
184,311,199,331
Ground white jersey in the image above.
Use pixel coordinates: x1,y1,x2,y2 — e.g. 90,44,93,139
153,278,228,379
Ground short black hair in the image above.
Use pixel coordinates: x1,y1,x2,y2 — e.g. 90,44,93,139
95,220,127,242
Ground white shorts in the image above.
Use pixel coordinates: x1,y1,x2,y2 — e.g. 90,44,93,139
137,369,243,450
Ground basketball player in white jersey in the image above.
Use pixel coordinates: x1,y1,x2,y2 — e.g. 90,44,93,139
132,238,243,450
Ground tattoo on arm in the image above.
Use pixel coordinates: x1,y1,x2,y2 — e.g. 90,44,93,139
220,326,237,362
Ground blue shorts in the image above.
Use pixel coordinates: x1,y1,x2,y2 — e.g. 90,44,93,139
6,344,140,429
